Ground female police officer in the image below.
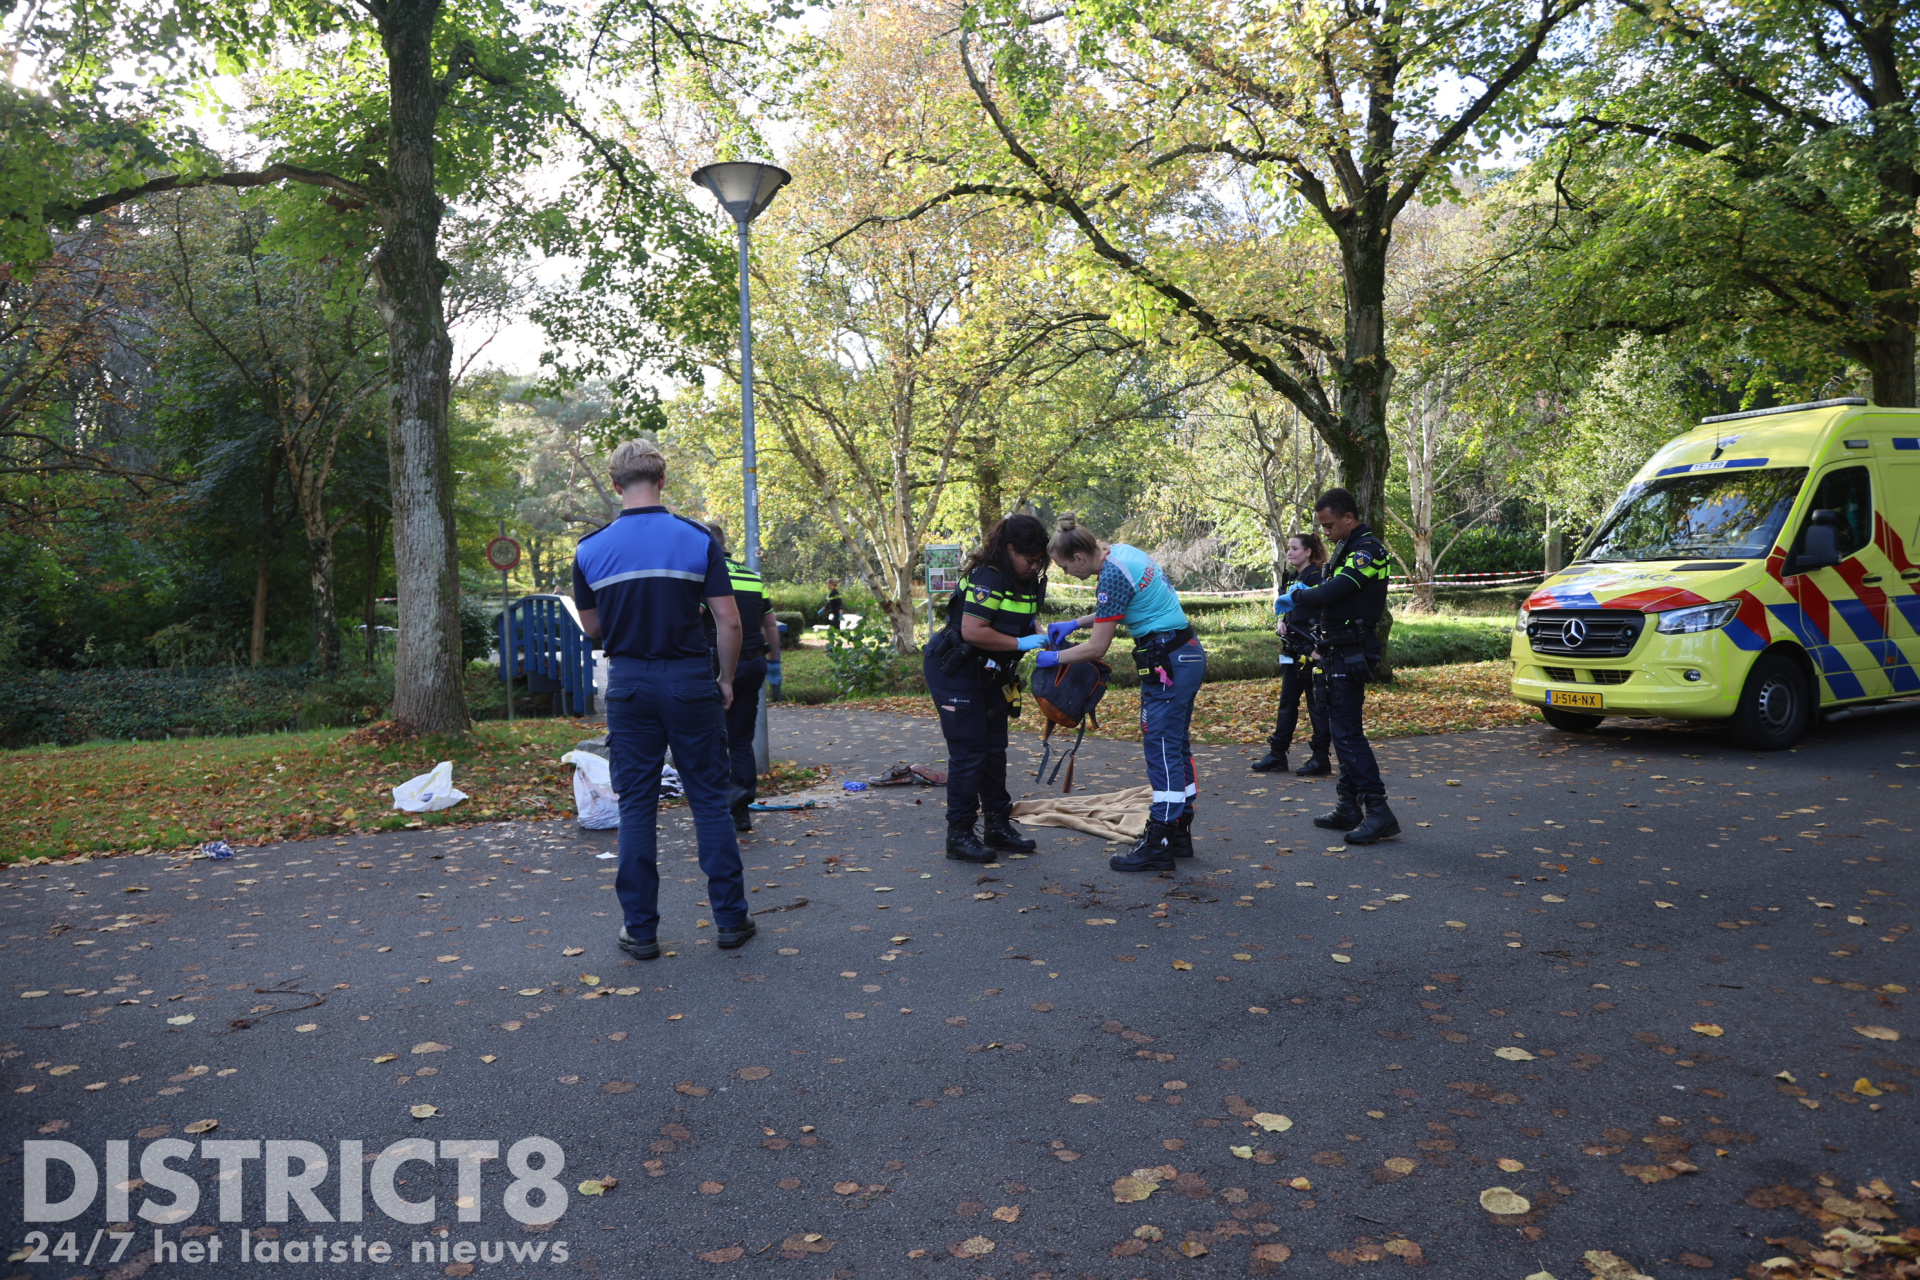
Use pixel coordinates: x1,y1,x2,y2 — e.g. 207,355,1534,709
1042,514,1204,874
1250,531,1331,776
923,514,1051,863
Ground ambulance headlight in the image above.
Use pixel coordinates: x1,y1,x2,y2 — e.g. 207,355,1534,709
1654,600,1740,635
1514,606,1530,633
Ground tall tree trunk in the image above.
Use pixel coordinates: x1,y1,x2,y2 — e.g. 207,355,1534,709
1333,217,1396,522
250,445,282,666
363,501,385,671
309,532,340,674
373,0,468,733
974,448,1001,542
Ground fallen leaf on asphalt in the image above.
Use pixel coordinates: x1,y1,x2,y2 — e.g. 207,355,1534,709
580,975,601,987
1382,1240,1425,1263
1583,1250,1655,1280
579,1178,618,1196
1179,1241,1208,1258
1229,1146,1253,1159
562,947,585,956
1853,1078,1882,1096
48,1065,79,1076
674,1082,710,1096
37,1119,67,1133
699,1181,724,1195
1494,1047,1535,1061
1691,1023,1723,1037
412,1042,449,1055
603,1081,635,1094
480,1055,497,1064
834,1182,860,1195
1288,1177,1312,1191
1171,960,1193,971
952,1236,994,1257
697,1247,744,1263
1112,1176,1157,1203
1331,954,1351,963
1069,1093,1101,1104
1654,901,1674,909
992,1206,1019,1223
518,988,543,996
183,1119,218,1134
1445,921,1466,930
1497,1158,1526,1172
1252,1243,1293,1263
436,955,459,963
1479,1187,1530,1215
375,946,392,953
167,1015,195,1026
19,991,49,999
1252,1113,1292,1132
409,1104,438,1119
780,1234,832,1255
373,1054,398,1064
1854,1025,1900,1041
1383,1157,1417,1175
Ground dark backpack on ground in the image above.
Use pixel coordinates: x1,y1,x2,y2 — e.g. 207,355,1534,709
1029,658,1110,793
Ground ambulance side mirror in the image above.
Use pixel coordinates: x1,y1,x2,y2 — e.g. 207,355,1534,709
1791,509,1842,574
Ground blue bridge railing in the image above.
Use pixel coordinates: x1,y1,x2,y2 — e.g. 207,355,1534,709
500,594,597,716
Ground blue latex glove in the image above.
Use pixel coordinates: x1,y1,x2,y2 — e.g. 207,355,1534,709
1035,649,1062,669
1274,583,1302,614
1046,619,1081,647
1015,633,1045,651
766,660,782,686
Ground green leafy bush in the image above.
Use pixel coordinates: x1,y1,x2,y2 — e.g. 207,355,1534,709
0,668,397,748
824,616,911,697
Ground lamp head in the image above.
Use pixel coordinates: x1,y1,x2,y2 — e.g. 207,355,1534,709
691,161,792,224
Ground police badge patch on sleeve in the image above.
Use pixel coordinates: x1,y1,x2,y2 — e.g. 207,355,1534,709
970,586,991,603
1351,552,1372,567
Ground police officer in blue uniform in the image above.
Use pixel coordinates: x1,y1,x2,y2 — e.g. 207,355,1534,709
705,523,783,833
923,515,1050,863
1044,514,1206,874
574,440,754,959
1251,531,1332,775
1286,488,1400,845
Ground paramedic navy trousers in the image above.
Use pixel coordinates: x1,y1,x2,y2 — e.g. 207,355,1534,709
1141,636,1207,824
924,652,1011,825
605,656,748,941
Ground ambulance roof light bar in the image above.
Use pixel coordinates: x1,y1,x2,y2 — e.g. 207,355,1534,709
1699,397,1869,425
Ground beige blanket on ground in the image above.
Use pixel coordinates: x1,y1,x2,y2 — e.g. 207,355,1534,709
1009,786,1151,842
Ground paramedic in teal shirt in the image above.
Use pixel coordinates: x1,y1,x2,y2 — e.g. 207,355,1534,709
1042,513,1205,874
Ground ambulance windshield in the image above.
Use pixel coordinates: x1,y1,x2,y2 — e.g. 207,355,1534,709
1579,467,1807,563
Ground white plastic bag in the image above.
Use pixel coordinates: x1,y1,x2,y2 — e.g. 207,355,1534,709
391,760,468,813
561,750,622,830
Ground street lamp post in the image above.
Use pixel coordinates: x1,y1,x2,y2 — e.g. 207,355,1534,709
691,161,791,776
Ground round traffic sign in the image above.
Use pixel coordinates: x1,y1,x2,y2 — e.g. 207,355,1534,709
485,536,521,572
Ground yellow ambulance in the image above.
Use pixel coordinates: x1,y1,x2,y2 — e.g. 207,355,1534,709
1510,397,1920,749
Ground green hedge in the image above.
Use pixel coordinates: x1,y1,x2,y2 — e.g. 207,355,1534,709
0,668,399,748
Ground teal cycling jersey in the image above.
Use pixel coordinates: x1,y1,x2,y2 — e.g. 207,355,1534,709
1093,543,1188,636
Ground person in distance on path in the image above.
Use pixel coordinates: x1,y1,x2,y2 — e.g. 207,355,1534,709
1043,514,1206,876
574,439,754,959
922,514,1049,863
1250,530,1332,776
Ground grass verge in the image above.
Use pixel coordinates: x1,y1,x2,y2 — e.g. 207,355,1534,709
0,720,829,864
836,660,1537,744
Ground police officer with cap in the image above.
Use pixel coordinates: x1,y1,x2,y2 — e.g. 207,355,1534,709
575,440,754,959
1284,487,1400,845
706,522,783,833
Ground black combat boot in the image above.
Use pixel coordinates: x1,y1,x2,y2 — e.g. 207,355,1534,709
945,820,995,863
1110,821,1176,874
1344,794,1401,845
1314,792,1363,830
982,811,1037,854
1293,753,1331,777
1172,809,1196,858
1249,749,1289,773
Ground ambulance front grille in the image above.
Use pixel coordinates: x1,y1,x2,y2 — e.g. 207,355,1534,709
1527,610,1644,658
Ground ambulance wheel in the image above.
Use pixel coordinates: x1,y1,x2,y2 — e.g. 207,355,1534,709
1727,652,1810,751
1541,706,1604,732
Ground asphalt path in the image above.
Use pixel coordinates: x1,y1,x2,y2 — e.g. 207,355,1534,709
3,701,1916,1279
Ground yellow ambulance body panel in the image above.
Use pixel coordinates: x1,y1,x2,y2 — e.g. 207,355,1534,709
1509,398,1920,748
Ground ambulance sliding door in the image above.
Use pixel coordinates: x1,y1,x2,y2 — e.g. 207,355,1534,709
1783,464,1887,699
